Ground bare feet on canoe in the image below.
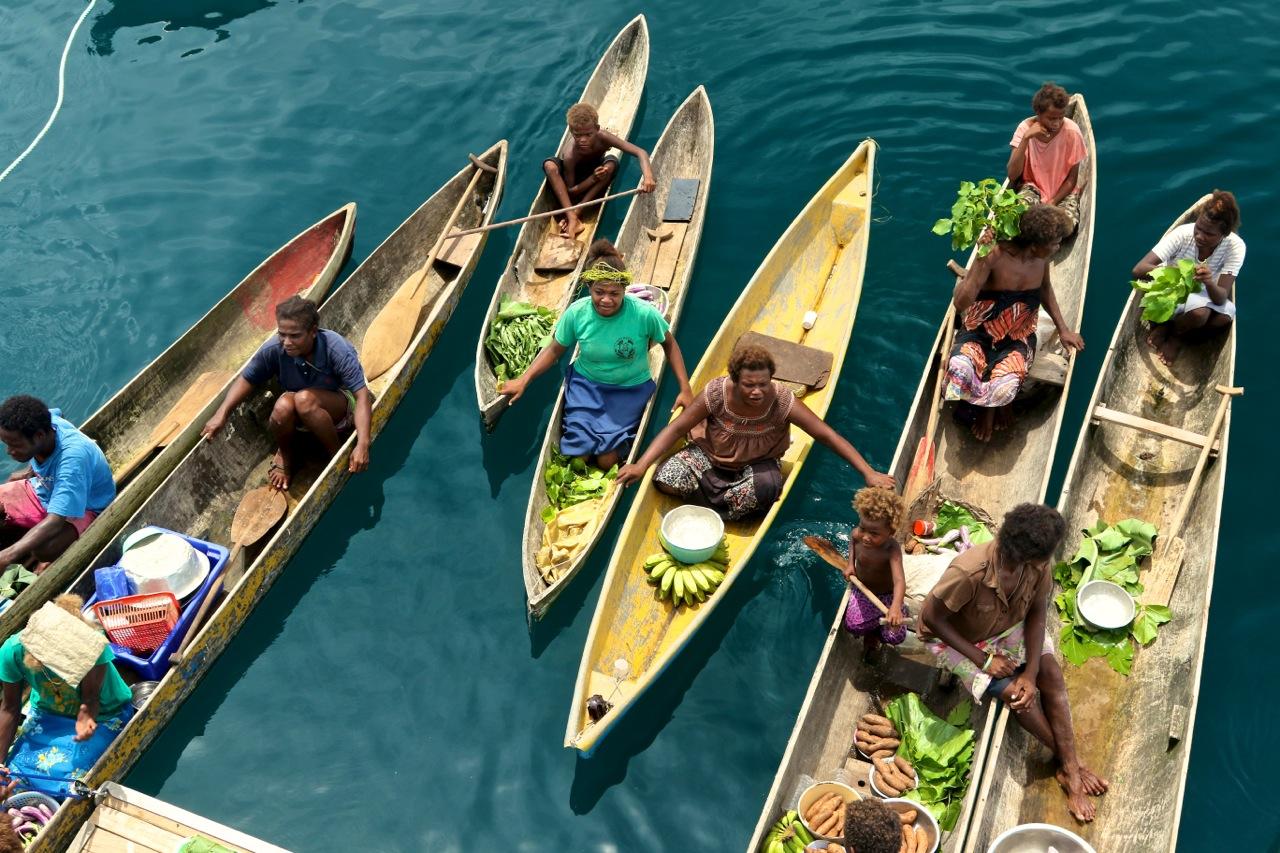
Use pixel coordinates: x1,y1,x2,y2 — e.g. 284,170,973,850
994,404,1015,433
1147,324,1180,366
1077,765,1110,796
1056,766,1101,822
560,213,586,239
971,407,995,442
268,450,291,491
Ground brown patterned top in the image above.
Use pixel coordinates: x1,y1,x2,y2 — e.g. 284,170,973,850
690,376,794,469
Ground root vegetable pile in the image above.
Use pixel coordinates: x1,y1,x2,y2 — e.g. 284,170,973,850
802,792,848,839
855,712,900,761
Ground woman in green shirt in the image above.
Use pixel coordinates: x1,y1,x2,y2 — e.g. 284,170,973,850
501,240,693,470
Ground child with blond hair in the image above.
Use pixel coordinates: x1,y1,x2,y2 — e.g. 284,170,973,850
842,487,908,660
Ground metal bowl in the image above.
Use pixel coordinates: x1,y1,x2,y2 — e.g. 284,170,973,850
1077,580,1136,630
986,822,1097,853
882,798,939,853
130,680,160,709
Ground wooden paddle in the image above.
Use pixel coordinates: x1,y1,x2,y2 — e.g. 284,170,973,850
1142,384,1243,607
449,187,642,238
360,155,498,382
903,258,969,505
803,535,916,634
168,486,287,665
639,225,673,284
113,370,234,485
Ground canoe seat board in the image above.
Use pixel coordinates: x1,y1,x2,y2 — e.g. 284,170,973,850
535,234,584,272
438,228,484,268
738,331,833,390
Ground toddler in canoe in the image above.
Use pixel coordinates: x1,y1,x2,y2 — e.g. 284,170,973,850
842,487,907,660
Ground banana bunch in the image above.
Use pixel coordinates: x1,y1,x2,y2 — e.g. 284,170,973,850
641,539,730,609
760,809,813,853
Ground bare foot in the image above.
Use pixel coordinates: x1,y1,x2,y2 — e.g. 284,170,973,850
268,449,291,491
561,215,585,239
1156,334,1182,366
862,635,881,663
1056,767,1098,822
971,407,995,442
1078,765,1109,796
994,404,1015,432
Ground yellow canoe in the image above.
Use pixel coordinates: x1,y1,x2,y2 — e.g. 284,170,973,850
746,94,1096,853
566,140,876,755
964,195,1233,851
523,86,715,620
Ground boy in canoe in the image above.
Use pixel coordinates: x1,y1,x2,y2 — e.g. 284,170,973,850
1007,82,1086,230
544,102,656,238
201,296,372,491
0,396,115,570
842,487,908,661
920,503,1108,823
946,204,1084,442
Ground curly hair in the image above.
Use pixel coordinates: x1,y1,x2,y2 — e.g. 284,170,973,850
854,486,905,531
0,395,52,440
1007,203,1072,249
586,238,626,271
566,102,599,131
275,295,320,330
1032,81,1070,113
998,503,1066,564
843,798,903,853
1198,189,1240,235
727,342,775,381
0,822,22,853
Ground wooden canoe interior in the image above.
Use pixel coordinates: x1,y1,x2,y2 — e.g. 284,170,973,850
965,199,1232,852
748,97,1097,853
474,16,649,425
68,784,285,852
522,87,714,618
568,143,873,752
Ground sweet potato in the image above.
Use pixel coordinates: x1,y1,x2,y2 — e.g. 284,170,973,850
827,845,846,853
913,825,929,850
903,823,917,853
815,806,842,838
863,722,896,738
834,801,846,835
860,713,892,728
871,747,894,761
894,756,915,778
898,808,918,826
876,773,904,797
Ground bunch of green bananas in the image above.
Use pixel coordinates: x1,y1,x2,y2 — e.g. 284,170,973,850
641,539,730,608
760,809,813,853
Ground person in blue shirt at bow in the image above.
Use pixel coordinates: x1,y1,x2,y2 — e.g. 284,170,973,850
201,296,372,491
0,396,116,569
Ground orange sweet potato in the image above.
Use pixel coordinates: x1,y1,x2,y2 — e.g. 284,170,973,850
894,756,916,778
913,825,929,850
860,713,892,728
898,808,918,825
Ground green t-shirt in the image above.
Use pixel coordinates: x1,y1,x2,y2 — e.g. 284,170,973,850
553,295,669,387
0,634,132,719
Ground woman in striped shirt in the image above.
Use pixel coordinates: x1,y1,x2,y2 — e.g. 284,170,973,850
1133,190,1244,365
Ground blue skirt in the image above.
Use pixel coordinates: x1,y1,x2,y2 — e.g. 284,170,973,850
7,703,135,798
560,363,656,457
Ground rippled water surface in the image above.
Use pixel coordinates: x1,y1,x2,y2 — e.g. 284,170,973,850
0,1,1274,849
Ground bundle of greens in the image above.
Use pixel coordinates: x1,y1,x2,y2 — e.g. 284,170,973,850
884,693,976,831
0,564,37,601
1130,258,1203,324
485,298,557,382
540,452,618,523
932,178,1026,257
1054,518,1172,675
934,501,994,544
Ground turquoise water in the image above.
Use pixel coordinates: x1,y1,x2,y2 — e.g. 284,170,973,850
0,0,1273,849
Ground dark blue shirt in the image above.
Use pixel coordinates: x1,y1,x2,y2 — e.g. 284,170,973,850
242,329,367,394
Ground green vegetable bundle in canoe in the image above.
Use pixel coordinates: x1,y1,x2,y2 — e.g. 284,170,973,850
1130,258,1202,324
485,297,557,382
540,452,618,523
932,178,1026,257
884,693,976,831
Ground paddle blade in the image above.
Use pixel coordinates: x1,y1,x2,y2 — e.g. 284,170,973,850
151,369,235,446
903,436,936,502
1142,536,1186,608
230,486,288,547
802,535,849,572
360,274,425,381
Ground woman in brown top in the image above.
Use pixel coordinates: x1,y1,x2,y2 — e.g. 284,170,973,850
920,503,1108,822
616,343,892,519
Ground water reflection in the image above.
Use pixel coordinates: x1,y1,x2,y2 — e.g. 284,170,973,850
89,0,278,55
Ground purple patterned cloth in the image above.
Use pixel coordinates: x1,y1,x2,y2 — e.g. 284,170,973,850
843,586,908,645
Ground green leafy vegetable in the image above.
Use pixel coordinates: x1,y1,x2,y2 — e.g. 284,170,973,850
0,563,37,601
485,298,557,383
1054,518,1168,675
934,501,993,544
932,178,1027,257
884,693,976,831
539,451,618,523
1130,259,1203,324
944,698,973,728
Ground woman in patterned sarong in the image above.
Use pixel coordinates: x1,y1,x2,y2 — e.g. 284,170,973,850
615,343,893,520
945,204,1084,442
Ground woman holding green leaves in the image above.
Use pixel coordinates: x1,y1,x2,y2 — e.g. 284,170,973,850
499,239,693,471
1133,190,1244,366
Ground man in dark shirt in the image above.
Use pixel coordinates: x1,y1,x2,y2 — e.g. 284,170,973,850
920,503,1107,822
201,297,372,490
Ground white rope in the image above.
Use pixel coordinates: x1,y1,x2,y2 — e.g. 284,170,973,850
0,0,98,184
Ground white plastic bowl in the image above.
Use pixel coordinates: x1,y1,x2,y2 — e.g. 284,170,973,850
659,504,723,563
797,781,860,840
986,822,1097,853
1077,580,1136,630
869,758,918,799
882,798,939,853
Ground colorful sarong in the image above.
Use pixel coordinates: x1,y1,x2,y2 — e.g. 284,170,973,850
653,444,782,521
923,621,1056,702
6,703,134,798
843,586,908,645
559,363,656,457
945,289,1041,408
0,480,96,536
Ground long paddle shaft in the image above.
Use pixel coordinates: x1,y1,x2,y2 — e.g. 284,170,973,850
449,187,642,237
803,535,915,633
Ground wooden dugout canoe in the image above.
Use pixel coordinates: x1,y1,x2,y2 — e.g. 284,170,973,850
474,14,649,430
963,196,1232,852
522,86,715,620
0,204,355,641
745,95,1097,853
566,140,876,756
27,142,507,852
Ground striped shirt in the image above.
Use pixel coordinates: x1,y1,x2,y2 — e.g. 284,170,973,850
1152,223,1246,278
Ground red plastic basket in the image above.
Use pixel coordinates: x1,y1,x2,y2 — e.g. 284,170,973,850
92,592,180,654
